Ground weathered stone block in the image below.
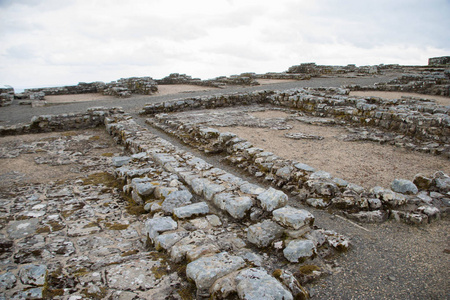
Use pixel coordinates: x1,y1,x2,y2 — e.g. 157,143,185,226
391,179,418,195
257,187,288,212
186,252,246,294
272,206,314,230
161,190,193,214
283,240,316,262
247,220,284,248
224,196,253,219
144,217,178,241
173,202,209,219
235,268,293,300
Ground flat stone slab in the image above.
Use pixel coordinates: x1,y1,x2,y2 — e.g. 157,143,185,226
173,202,210,219
186,252,246,293
161,190,193,214
247,220,284,248
6,219,39,239
236,268,293,300
272,206,315,230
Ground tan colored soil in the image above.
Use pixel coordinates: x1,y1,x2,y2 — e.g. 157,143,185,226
0,129,119,185
156,84,218,95
45,93,117,103
256,79,298,85
216,110,450,189
44,85,218,104
349,91,450,106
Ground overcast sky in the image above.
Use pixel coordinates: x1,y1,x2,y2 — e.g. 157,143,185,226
1,0,449,91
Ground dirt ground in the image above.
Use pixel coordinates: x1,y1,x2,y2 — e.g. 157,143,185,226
217,110,450,189
349,91,450,106
0,128,119,187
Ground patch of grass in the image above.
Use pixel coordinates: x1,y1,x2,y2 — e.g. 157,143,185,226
298,264,321,275
82,172,123,190
101,152,114,157
104,222,129,230
83,222,99,229
121,249,139,257
61,131,78,137
36,226,51,234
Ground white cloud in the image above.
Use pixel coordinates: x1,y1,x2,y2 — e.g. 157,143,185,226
0,0,449,89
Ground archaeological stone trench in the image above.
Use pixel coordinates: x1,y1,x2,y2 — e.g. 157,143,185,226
0,86,449,299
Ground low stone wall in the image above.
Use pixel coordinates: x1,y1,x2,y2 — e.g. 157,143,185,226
141,88,450,148
348,70,450,96
0,107,123,136
155,73,260,88
429,56,450,66
24,82,105,96
140,91,271,115
141,88,450,224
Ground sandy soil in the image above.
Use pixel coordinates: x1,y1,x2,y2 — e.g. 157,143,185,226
257,79,298,85
155,84,218,95
349,91,450,106
44,93,117,104
216,110,450,189
44,84,219,104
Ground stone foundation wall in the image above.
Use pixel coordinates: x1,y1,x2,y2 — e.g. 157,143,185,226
429,56,450,66
141,88,450,147
0,107,123,136
348,70,450,96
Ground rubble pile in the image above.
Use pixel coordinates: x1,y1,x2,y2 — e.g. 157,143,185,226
102,77,158,98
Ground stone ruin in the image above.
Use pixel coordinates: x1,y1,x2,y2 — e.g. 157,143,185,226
0,107,350,299
428,56,450,66
0,59,449,298
155,73,260,88
348,69,450,97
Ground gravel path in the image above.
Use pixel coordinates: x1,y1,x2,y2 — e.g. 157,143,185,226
0,76,395,126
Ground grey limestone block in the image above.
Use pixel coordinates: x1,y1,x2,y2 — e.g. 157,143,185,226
257,187,288,212
272,206,314,230
283,239,316,263
173,202,210,219
247,220,284,248
186,252,246,294
235,268,293,300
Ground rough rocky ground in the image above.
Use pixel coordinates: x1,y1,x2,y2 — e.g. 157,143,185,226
1,76,449,299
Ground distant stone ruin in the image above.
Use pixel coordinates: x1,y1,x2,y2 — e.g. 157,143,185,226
428,56,450,65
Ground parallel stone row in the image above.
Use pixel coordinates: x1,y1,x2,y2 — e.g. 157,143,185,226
146,112,449,225
140,87,450,149
105,113,348,298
